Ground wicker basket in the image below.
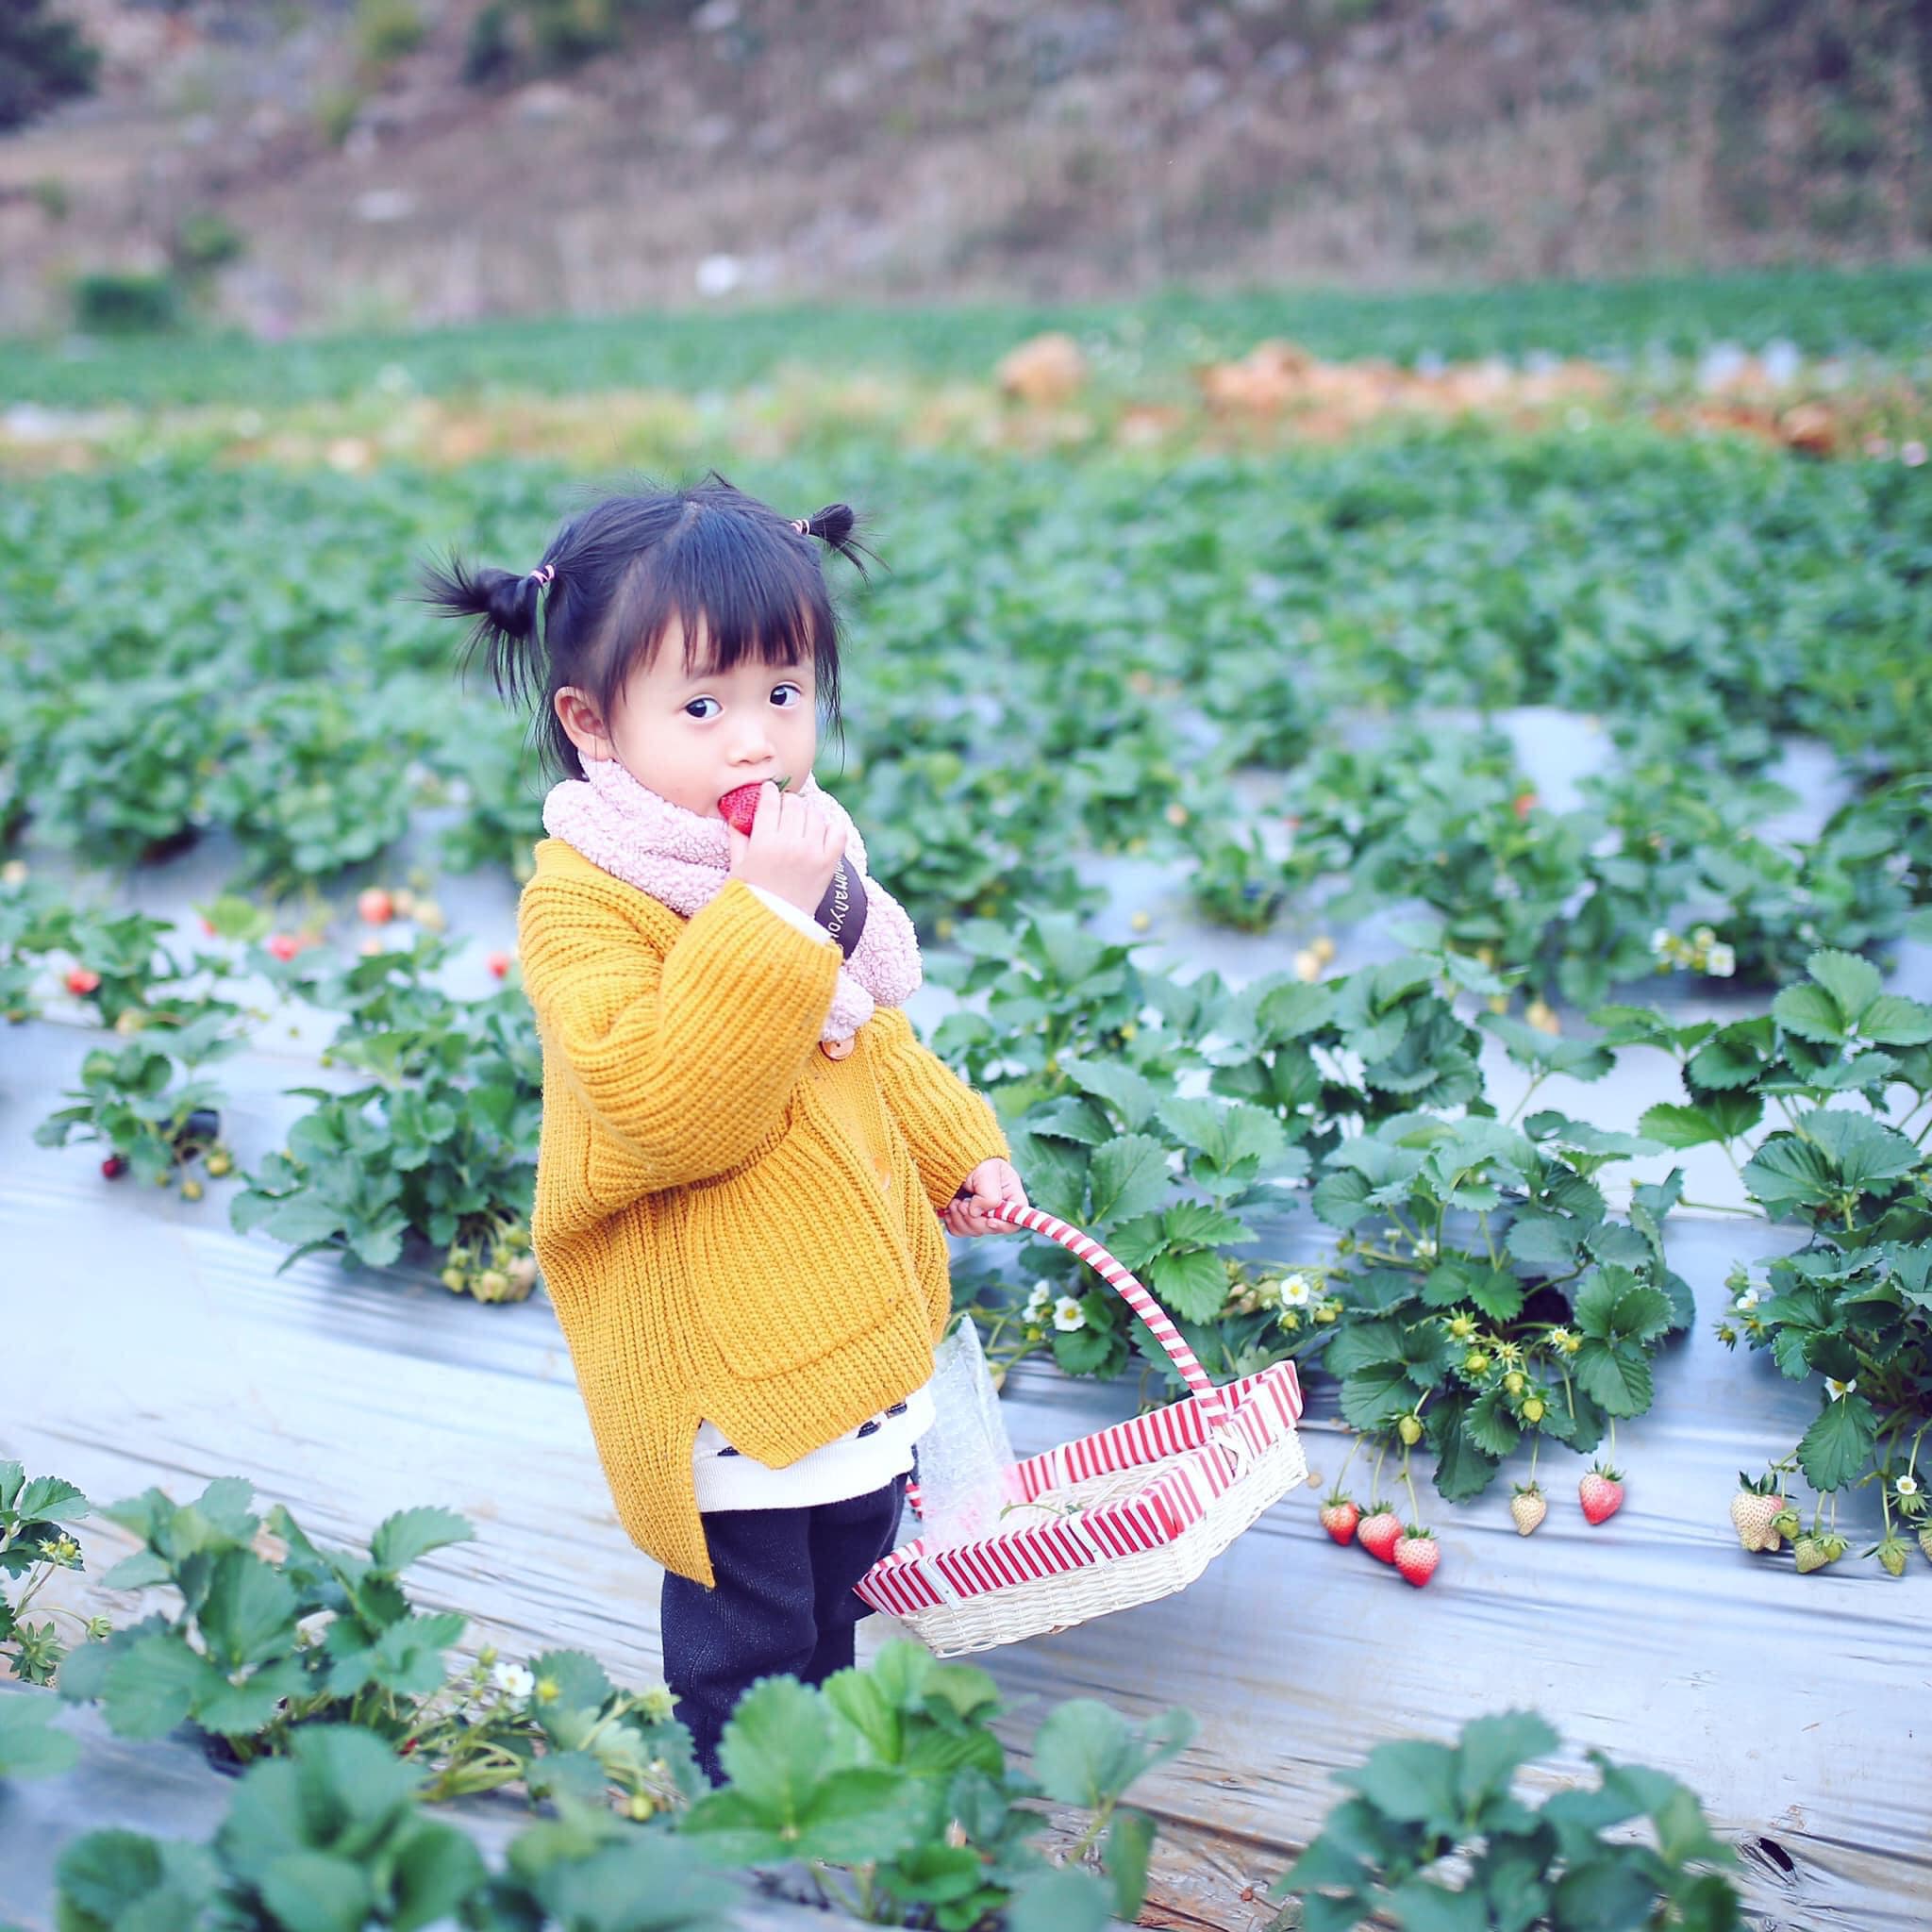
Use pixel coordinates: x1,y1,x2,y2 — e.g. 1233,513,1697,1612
856,1198,1307,1657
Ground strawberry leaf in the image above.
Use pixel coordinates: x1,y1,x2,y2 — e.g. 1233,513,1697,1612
1858,993,1932,1047
1573,1337,1653,1416
1805,948,1883,1029
1796,1389,1878,1492
1146,1248,1231,1324
1084,1135,1172,1226
1464,1389,1522,1457
1771,983,1846,1046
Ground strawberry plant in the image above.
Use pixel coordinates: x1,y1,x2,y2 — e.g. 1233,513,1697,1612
1187,822,1290,932
1,1460,110,1696
43,1641,1184,1932
841,742,1103,932
16,667,231,869
54,1474,698,1811
933,911,1314,1383
47,1725,739,1932
1602,944,1932,1570
683,1642,1189,1926
33,1008,243,1188
1268,724,1595,998
0,864,73,1022
423,709,547,883
1273,1709,1743,1931
229,934,541,1287
202,680,438,891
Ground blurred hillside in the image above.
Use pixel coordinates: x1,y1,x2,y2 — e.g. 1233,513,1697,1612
0,0,1926,338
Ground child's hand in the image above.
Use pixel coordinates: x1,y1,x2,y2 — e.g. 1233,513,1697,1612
726,781,843,917
940,1158,1029,1238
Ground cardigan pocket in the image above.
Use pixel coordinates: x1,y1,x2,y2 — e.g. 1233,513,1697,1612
680,1092,913,1382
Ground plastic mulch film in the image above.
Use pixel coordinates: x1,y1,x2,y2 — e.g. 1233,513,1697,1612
5,1048,1926,1929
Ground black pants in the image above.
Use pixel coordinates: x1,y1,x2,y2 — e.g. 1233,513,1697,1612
660,1470,908,1787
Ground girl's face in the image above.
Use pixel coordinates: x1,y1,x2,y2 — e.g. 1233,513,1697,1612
555,613,818,819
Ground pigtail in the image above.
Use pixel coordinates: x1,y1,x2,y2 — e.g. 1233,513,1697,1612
793,502,882,582
415,547,551,713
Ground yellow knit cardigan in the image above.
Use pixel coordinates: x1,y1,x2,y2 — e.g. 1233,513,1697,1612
516,838,1012,1588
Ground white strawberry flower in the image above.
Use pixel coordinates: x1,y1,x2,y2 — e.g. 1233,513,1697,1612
1826,1376,1857,1402
1895,1474,1919,1498
1024,1280,1052,1319
1649,927,1673,956
1052,1295,1087,1332
640,1685,676,1724
1705,942,1736,978
1280,1273,1316,1308
1732,1287,1761,1312
491,1661,535,1700
1412,1235,1439,1261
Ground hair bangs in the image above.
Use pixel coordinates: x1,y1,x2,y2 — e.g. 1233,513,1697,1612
590,494,842,743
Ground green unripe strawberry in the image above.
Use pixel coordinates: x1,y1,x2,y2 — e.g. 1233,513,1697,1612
1462,1351,1490,1376
1503,1371,1525,1396
1397,1414,1423,1446
1919,1524,1932,1566
1521,1397,1545,1424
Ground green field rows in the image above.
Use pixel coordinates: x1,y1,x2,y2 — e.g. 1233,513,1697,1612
4,261,1930,410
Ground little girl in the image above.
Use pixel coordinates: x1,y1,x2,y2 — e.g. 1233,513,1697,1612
422,472,1029,1784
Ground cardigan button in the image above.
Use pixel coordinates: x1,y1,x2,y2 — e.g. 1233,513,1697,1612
821,1034,856,1061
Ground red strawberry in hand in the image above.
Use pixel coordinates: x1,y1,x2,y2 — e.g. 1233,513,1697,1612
718,774,792,835
1579,1463,1624,1525
1318,1492,1360,1546
1357,1504,1403,1564
1393,1526,1439,1588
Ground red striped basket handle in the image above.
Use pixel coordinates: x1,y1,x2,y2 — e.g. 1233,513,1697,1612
967,1196,1232,1432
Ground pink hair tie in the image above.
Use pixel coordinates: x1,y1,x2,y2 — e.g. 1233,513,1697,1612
527,563,556,586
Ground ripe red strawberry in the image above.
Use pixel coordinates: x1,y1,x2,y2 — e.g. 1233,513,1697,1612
266,933,300,962
358,888,394,925
485,950,512,979
1393,1526,1439,1587
1578,1463,1624,1525
1318,1491,1360,1546
1512,790,1538,821
101,1155,126,1179
718,773,792,835
1509,1481,1547,1536
1357,1504,1403,1564
66,967,101,995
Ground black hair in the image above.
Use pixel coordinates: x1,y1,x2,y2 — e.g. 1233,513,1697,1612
417,468,878,784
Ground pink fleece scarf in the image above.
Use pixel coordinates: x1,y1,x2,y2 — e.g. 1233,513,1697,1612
541,757,922,1046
